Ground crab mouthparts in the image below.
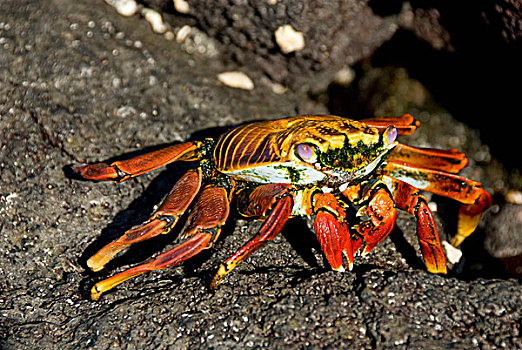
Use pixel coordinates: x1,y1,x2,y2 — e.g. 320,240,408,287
324,145,395,190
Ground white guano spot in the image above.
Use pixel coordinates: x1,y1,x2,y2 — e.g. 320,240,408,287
115,106,137,118
176,25,192,43
334,67,355,86
173,0,190,14
104,0,138,17
217,71,254,91
271,83,287,95
505,190,522,204
442,241,463,264
141,8,168,34
275,25,305,54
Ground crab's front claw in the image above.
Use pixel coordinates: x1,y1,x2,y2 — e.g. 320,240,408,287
314,211,353,272
353,186,397,256
313,193,353,272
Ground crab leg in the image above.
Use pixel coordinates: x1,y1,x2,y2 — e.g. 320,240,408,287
346,184,397,257
90,184,232,300
362,114,419,135
452,190,492,247
209,192,292,290
87,168,203,272
312,192,354,272
73,141,205,182
389,144,469,174
383,176,447,274
382,160,491,247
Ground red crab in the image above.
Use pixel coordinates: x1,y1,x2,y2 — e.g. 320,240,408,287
73,114,490,300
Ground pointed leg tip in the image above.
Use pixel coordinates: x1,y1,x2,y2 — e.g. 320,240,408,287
86,257,105,272
90,285,102,301
361,246,371,256
209,264,227,290
70,162,120,181
208,278,221,291
426,264,447,275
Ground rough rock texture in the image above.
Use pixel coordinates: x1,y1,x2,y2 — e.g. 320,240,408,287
0,0,520,349
142,0,521,88
145,0,404,92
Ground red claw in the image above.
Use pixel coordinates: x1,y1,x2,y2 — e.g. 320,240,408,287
314,211,353,271
313,192,353,271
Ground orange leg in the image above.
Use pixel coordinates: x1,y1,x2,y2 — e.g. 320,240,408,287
210,193,293,290
73,141,206,182
362,114,420,135
87,168,203,272
312,192,354,272
452,188,491,247
90,184,231,300
384,176,447,274
382,160,491,247
349,184,397,257
389,143,469,174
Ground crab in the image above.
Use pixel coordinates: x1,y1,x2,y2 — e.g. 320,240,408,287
73,114,491,300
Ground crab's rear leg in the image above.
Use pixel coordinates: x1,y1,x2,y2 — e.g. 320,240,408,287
73,140,208,182
87,168,203,272
382,160,491,247
209,184,293,289
90,183,232,300
362,114,419,135
452,190,491,247
383,176,447,274
389,144,469,174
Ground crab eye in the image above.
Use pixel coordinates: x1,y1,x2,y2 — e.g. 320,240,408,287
386,126,397,144
296,143,317,163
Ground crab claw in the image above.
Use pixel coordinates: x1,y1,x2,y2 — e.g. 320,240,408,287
314,211,354,272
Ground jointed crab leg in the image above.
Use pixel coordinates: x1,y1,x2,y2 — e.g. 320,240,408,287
384,176,447,274
87,168,203,272
382,160,491,247
390,144,469,174
90,184,231,300
363,114,419,135
73,141,204,182
210,194,292,290
452,190,491,247
313,192,354,272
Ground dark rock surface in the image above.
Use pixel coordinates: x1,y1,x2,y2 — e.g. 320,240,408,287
1,0,520,349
